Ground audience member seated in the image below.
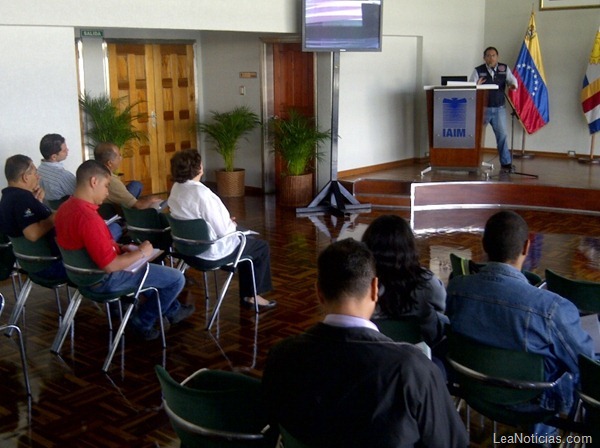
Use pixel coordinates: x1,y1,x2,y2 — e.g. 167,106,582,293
446,210,595,435
54,160,193,341
93,142,161,210
0,155,65,278
37,133,76,202
263,239,468,448
167,149,275,310
362,214,448,346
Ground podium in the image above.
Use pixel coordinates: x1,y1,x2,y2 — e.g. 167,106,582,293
422,84,497,175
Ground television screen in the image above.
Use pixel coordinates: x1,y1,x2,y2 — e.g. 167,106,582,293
302,0,383,52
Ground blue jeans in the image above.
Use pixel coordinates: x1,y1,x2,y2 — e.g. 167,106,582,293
126,181,143,199
90,263,185,331
108,222,123,241
484,106,511,166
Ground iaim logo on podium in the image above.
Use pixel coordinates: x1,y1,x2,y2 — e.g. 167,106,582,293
442,97,467,138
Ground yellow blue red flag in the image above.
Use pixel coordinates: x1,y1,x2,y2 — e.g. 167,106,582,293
508,12,549,134
582,28,600,135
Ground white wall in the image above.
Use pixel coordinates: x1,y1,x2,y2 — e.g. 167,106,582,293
199,32,265,187
335,0,485,171
0,26,82,186
483,1,600,155
338,37,419,171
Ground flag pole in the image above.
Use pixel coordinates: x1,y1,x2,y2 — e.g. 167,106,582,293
506,92,534,159
578,133,600,164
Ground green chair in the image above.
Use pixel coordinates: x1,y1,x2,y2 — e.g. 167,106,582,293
0,293,31,396
0,232,21,303
449,253,543,287
578,354,600,441
545,269,600,315
51,247,165,372
47,195,70,212
167,215,258,330
6,235,75,334
121,206,172,260
371,317,423,344
155,365,273,448
279,425,313,448
447,331,564,430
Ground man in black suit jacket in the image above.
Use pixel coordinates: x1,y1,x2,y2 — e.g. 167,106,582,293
262,239,468,448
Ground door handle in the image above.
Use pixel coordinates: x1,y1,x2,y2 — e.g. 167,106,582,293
150,111,157,128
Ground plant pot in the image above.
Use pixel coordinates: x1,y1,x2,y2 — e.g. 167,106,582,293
216,169,245,198
278,173,313,207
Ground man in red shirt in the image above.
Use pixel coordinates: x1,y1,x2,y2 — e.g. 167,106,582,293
55,160,193,340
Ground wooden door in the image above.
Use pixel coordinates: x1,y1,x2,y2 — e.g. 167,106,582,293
107,43,196,195
272,43,315,190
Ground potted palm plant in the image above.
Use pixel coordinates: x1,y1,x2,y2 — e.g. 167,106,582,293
79,92,147,157
197,106,260,197
269,109,330,207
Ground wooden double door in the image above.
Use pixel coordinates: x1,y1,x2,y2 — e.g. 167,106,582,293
107,43,197,195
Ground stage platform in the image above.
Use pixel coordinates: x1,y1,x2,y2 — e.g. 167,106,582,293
340,155,600,232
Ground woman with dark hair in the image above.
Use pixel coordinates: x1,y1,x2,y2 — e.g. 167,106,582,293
361,214,447,346
168,149,276,310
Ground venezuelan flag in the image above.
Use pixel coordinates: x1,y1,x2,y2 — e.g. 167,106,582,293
508,12,550,135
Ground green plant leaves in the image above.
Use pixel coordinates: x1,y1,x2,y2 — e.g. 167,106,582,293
196,106,260,172
79,92,147,152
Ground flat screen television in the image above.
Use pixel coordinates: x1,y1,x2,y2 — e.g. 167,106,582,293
302,0,383,52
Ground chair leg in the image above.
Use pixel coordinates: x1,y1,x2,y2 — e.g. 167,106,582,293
54,288,63,320
5,278,32,336
51,291,82,354
206,271,235,330
102,302,135,373
1,323,32,396
244,259,258,313
203,272,210,301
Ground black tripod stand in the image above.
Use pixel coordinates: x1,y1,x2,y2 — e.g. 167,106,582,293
497,95,538,179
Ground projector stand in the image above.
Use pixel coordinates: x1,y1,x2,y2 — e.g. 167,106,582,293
296,51,371,216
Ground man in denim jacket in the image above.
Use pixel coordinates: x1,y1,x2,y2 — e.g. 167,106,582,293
447,211,594,430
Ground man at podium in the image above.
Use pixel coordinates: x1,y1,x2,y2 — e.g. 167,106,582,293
470,46,518,173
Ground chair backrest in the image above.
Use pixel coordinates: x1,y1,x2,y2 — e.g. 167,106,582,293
279,425,313,448
371,317,423,344
8,234,59,275
449,253,480,277
0,232,16,281
545,269,600,314
155,365,270,448
449,253,543,287
578,354,600,439
57,246,106,288
166,215,214,257
447,331,548,406
98,202,120,220
47,195,70,211
122,206,171,249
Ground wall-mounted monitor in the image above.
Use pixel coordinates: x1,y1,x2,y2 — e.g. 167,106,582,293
302,0,383,53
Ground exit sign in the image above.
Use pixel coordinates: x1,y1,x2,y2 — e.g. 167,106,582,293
81,29,104,38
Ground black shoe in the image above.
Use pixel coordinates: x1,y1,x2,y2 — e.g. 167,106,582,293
166,304,195,325
240,297,277,311
501,164,516,173
129,322,161,341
